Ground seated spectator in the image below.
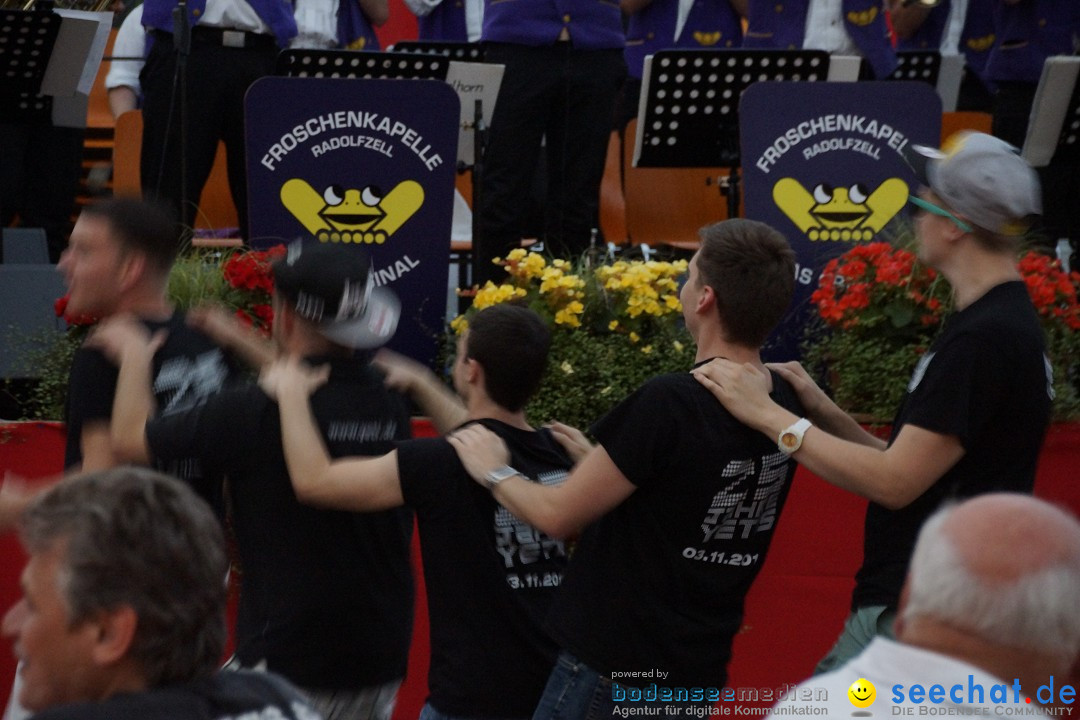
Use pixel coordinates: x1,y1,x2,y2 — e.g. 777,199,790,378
2,466,323,720
766,493,1080,717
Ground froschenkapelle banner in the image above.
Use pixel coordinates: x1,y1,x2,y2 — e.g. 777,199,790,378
245,77,460,365
740,81,941,360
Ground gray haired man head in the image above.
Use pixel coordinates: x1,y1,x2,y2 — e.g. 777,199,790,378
766,493,1080,717
2,467,322,720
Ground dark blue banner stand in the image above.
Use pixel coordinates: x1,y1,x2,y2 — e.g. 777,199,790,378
245,77,460,365
739,81,941,360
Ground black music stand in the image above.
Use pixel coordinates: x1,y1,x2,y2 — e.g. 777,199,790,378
392,40,485,63
634,48,830,220
888,50,940,85
887,49,963,112
277,48,451,80
0,6,62,125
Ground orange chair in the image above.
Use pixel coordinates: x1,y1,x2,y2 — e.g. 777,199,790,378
622,119,732,251
941,111,993,144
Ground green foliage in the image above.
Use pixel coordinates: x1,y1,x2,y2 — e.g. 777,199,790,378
4,327,84,421
524,327,696,430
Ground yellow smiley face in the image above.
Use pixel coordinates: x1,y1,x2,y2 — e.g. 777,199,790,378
848,678,876,708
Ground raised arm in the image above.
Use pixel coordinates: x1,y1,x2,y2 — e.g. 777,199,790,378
187,304,276,371
373,348,467,433
766,360,886,447
448,424,635,538
87,316,165,465
692,359,964,509
260,357,404,511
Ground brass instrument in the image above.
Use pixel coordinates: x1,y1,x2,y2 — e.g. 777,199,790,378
0,0,116,12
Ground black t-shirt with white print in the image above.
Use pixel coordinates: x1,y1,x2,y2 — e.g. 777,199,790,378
853,281,1052,610
396,419,573,718
546,366,804,689
145,356,415,693
64,310,242,475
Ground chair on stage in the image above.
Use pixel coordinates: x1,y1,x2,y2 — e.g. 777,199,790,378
112,110,242,247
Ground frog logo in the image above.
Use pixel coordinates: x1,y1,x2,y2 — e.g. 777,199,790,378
773,177,907,242
281,178,423,244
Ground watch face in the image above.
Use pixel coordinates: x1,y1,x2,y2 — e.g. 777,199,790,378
780,432,799,451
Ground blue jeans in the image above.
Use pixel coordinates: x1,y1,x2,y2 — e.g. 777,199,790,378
532,652,714,720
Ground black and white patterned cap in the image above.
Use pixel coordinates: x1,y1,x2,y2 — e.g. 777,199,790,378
905,131,1042,236
272,240,399,349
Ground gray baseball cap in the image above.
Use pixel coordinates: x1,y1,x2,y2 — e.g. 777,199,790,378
906,131,1042,236
273,239,399,349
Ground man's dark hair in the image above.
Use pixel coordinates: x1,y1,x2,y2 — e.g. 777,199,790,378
695,219,796,347
19,467,228,687
80,198,178,276
465,304,551,412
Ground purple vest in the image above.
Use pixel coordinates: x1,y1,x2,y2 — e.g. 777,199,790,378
625,0,743,79
481,0,624,49
142,0,298,46
743,0,897,79
898,0,995,88
418,0,469,41
338,0,380,49
986,0,1080,84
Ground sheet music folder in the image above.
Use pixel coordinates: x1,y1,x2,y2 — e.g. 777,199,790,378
1022,56,1080,168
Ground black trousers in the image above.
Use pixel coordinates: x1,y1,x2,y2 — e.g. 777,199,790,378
475,42,625,285
139,31,278,243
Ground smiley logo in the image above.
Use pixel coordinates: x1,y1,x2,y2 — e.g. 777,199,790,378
281,177,423,244
848,678,876,709
773,177,908,242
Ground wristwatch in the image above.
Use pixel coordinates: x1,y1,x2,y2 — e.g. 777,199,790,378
484,465,520,490
777,418,812,455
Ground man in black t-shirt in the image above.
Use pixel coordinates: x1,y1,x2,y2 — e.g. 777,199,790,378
450,220,804,716
2,197,245,720
259,304,576,720
3,466,322,720
694,132,1053,672
97,241,414,720
57,197,242,475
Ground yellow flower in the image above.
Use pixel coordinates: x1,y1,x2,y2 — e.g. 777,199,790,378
629,332,640,344
450,315,468,334
560,361,574,375
641,345,653,355
673,340,684,352
554,300,584,328
608,320,619,331
472,282,527,310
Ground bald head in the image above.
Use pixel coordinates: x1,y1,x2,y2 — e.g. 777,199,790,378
902,494,1080,664
945,494,1080,583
